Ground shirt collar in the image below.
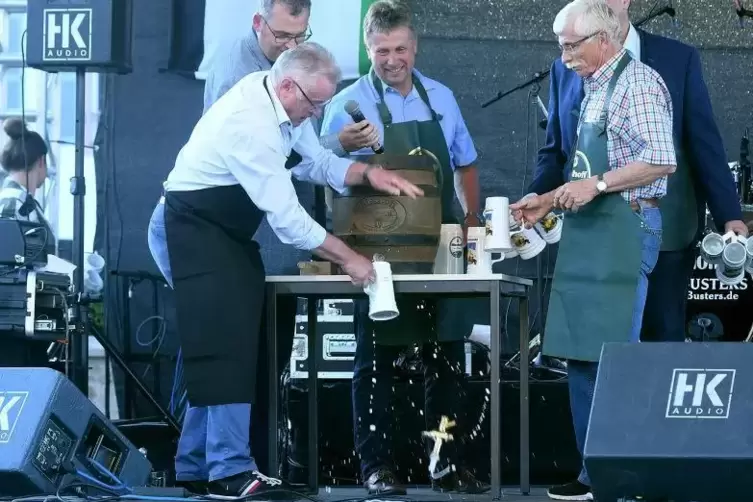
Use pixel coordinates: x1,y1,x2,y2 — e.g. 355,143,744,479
624,24,640,60
584,48,628,91
263,74,292,129
1,177,26,193
244,29,273,69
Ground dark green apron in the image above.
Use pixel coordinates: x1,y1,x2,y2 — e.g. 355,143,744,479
367,70,458,345
657,144,696,250
542,54,644,363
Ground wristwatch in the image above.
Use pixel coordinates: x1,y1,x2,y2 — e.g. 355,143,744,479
596,174,608,194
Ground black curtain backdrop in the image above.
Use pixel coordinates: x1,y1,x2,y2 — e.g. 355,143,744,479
165,0,205,77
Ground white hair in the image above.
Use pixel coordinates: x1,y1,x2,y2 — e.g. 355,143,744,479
552,0,622,45
269,42,342,87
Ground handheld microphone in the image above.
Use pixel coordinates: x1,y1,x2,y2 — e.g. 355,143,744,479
344,100,385,154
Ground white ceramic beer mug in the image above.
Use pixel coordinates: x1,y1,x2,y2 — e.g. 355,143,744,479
433,224,464,274
508,218,546,261
363,260,400,321
466,227,504,275
535,212,563,244
715,233,748,286
483,197,513,252
519,192,562,244
700,232,726,265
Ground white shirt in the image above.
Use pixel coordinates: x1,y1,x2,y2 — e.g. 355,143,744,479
624,24,641,61
165,71,353,251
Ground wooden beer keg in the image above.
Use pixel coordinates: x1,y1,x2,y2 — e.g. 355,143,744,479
332,154,442,272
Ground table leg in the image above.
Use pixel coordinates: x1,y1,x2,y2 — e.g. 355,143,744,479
519,295,530,494
490,281,502,499
307,299,319,494
266,285,279,476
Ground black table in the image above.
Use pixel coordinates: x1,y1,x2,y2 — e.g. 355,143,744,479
265,273,533,499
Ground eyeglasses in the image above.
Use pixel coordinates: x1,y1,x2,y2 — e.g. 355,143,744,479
262,17,312,44
291,79,330,111
558,31,601,53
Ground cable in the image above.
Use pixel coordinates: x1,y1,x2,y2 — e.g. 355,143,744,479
0,225,49,277
133,313,168,380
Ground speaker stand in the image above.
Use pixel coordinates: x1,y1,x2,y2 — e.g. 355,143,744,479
67,68,89,394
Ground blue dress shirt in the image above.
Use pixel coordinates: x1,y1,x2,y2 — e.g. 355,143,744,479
320,70,478,169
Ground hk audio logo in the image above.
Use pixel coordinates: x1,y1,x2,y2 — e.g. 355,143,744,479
43,9,92,61
0,392,28,443
666,369,735,419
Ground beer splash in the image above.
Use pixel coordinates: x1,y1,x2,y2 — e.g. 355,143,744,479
422,415,455,479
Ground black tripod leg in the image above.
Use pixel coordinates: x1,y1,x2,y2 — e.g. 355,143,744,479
89,325,181,434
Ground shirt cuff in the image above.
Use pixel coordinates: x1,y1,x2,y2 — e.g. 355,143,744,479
638,148,676,169
327,157,354,194
320,132,347,157
300,222,327,251
455,156,478,169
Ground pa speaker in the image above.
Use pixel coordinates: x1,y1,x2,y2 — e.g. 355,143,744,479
0,368,151,496
585,342,753,502
26,0,133,74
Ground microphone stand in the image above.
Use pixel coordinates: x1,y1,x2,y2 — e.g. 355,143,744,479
737,1,753,20
480,5,677,110
480,4,676,372
740,128,751,204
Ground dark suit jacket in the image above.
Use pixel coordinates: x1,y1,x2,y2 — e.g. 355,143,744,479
529,28,742,235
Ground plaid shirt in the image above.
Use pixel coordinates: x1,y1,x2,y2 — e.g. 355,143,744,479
0,178,42,223
578,49,676,202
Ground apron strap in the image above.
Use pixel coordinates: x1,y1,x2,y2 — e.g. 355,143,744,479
597,52,633,128
370,69,443,126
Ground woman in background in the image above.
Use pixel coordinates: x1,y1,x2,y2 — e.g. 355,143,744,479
0,118,49,221
0,117,53,368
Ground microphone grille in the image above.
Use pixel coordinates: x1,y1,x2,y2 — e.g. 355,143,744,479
344,100,360,115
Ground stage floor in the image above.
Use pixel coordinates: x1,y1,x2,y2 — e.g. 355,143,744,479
311,487,550,501
57,487,550,502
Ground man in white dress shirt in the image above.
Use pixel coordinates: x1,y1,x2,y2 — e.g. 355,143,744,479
162,43,422,498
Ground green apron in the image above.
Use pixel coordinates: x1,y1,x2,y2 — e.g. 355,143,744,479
542,54,644,363
367,70,459,345
657,145,696,250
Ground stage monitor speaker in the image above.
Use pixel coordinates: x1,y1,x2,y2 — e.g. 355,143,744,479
26,0,133,74
585,342,753,502
0,368,152,496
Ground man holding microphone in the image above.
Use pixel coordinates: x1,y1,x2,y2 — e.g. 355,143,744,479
162,43,422,498
321,0,485,495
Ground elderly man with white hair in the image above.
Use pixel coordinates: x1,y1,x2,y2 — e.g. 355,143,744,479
161,42,422,498
510,1,676,499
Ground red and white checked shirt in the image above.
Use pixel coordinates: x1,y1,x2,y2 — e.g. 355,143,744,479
577,48,676,202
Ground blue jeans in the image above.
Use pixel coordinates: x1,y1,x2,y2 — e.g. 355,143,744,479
568,207,662,487
147,201,258,481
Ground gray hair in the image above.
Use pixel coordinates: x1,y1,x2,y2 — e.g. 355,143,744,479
259,0,310,18
363,0,415,44
552,0,622,45
269,42,342,87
